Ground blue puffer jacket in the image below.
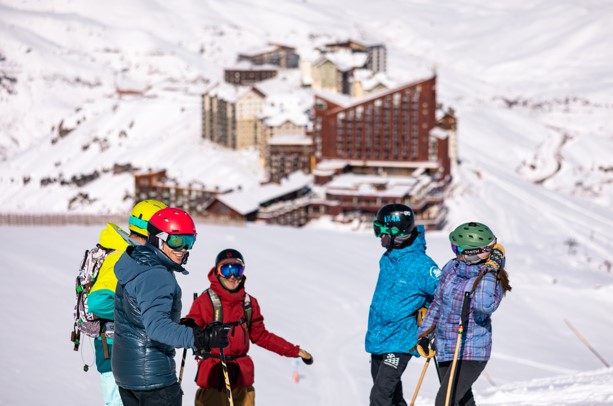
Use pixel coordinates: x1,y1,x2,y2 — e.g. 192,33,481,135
112,243,195,390
365,225,441,355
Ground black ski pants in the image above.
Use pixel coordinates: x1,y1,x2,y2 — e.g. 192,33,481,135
369,352,412,406
435,360,487,406
118,382,183,406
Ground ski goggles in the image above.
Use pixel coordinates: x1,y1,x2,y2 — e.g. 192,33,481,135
218,262,245,278
373,220,405,237
165,234,196,250
451,238,496,260
451,244,493,256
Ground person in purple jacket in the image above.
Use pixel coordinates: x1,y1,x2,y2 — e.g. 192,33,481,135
417,222,512,406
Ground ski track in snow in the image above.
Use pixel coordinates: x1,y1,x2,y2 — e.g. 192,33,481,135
491,351,578,375
482,161,613,260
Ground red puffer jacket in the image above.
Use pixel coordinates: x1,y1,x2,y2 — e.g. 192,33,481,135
186,269,301,389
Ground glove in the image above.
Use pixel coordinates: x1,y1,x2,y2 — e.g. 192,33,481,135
416,336,435,358
193,321,230,354
485,244,505,271
179,317,198,328
298,349,313,365
416,307,428,327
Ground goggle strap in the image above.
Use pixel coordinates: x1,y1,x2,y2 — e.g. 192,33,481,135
129,216,148,230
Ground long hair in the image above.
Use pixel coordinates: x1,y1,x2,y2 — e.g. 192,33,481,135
456,253,513,295
497,267,512,295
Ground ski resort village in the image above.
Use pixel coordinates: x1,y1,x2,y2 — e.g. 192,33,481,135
132,39,457,229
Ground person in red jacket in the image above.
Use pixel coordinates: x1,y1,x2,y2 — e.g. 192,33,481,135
185,248,313,406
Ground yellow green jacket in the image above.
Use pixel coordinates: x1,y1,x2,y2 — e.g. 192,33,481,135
87,223,134,373
87,223,133,320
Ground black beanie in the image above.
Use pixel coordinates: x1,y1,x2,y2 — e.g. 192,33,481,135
215,248,244,267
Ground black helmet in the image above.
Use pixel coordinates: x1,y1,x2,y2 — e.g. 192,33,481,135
215,248,245,268
374,203,416,237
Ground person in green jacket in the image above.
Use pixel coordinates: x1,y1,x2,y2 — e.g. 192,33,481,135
86,199,167,406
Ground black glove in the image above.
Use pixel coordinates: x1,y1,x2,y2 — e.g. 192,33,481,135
179,317,198,328
416,336,435,358
485,244,505,271
193,321,230,354
300,351,314,365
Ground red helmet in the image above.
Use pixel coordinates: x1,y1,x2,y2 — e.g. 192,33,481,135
147,207,197,249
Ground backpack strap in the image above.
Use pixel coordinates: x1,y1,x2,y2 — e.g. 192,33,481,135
206,289,223,323
205,289,252,329
417,267,495,342
101,334,110,359
244,294,252,330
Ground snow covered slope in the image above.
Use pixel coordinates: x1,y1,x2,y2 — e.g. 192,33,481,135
0,1,612,404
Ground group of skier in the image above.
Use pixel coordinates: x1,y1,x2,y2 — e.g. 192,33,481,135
76,200,312,406
76,199,509,406
366,203,511,406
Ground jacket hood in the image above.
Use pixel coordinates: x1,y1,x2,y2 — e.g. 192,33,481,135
207,268,247,303
98,223,132,251
115,244,187,285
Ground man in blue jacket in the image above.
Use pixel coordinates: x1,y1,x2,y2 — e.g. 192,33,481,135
365,203,441,406
86,199,167,406
112,207,229,406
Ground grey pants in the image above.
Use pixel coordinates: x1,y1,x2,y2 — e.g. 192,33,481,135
435,360,487,406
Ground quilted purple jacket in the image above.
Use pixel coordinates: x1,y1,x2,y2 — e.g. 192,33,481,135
418,258,503,362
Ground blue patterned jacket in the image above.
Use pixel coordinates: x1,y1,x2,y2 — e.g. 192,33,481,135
418,259,503,362
365,226,441,355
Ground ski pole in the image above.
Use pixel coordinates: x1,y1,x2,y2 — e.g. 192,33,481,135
445,291,471,406
564,319,610,367
433,355,441,383
179,292,198,385
219,347,235,406
410,357,432,406
178,348,187,384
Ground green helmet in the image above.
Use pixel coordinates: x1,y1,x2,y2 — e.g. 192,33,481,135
449,222,495,253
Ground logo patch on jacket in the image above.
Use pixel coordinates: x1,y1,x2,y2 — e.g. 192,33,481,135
384,353,400,369
430,265,442,279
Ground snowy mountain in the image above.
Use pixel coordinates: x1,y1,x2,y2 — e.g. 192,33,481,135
1,0,612,214
1,1,612,405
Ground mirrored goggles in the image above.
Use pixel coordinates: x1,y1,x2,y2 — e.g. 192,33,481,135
165,234,196,250
451,243,494,256
373,220,404,237
218,263,245,278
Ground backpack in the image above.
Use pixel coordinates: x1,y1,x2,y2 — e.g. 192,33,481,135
204,289,252,329
70,244,113,351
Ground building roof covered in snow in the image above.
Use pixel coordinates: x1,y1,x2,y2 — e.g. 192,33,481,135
213,171,312,215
